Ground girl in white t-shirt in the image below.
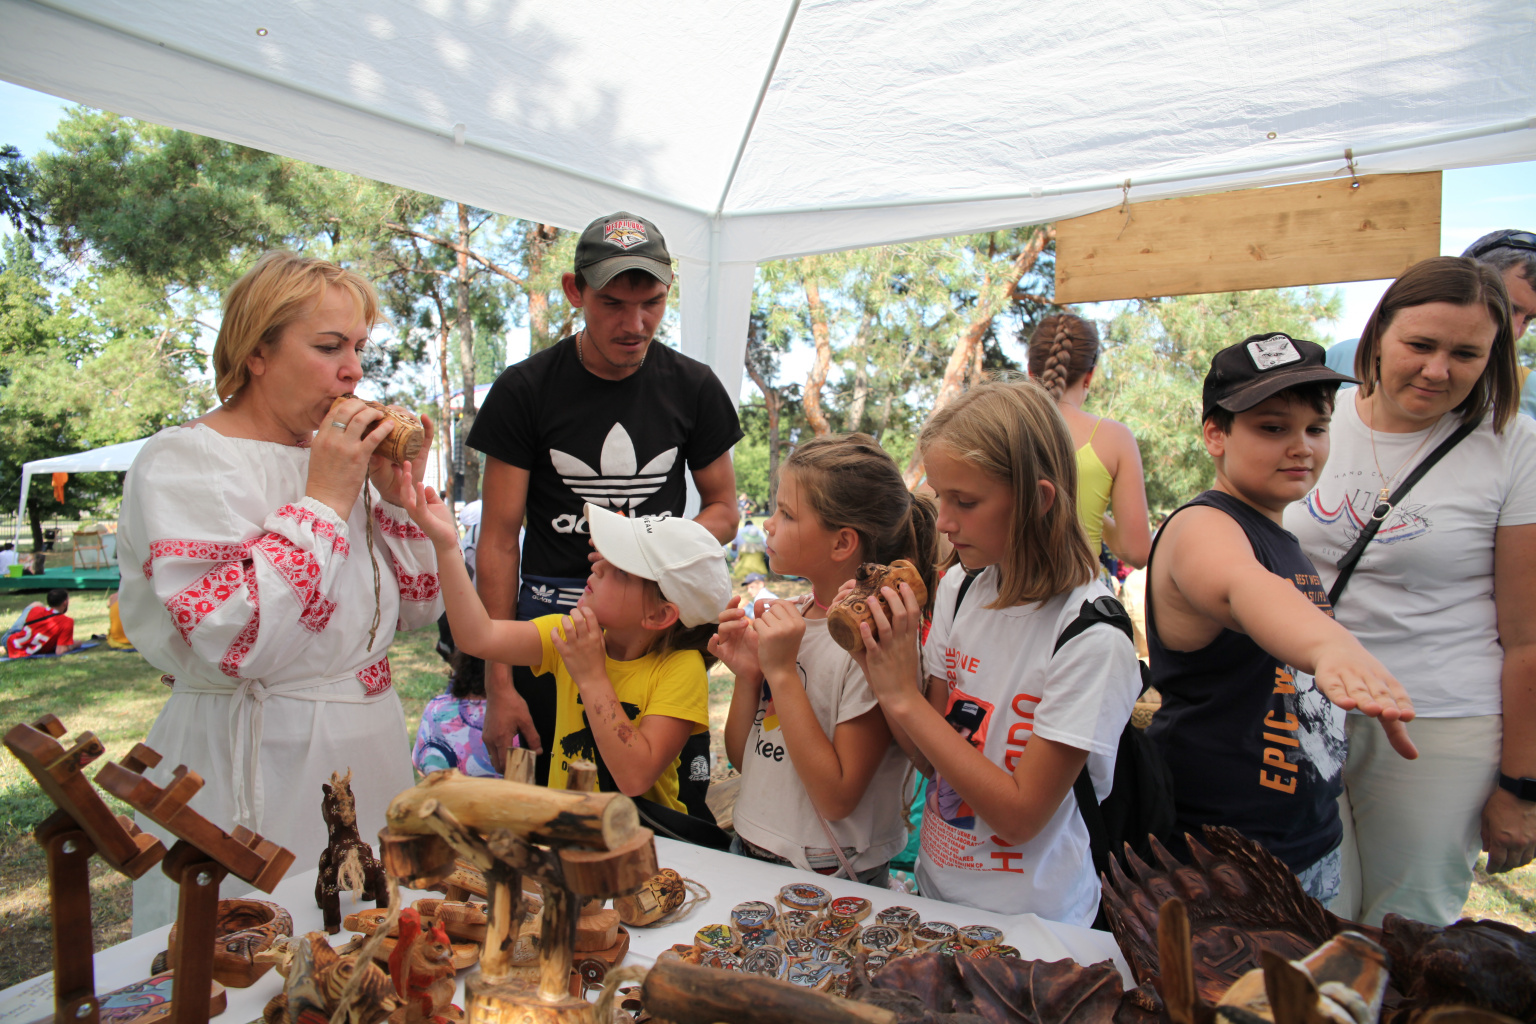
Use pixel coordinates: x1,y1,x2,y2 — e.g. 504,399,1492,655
854,379,1141,925
712,434,937,884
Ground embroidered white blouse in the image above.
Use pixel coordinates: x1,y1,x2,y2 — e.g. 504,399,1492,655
117,423,442,931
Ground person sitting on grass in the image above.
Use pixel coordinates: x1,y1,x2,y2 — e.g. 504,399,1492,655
5,588,79,658
402,482,730,822
1144,333,1418,903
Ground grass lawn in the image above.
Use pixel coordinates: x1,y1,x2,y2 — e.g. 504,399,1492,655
1,575,1531,988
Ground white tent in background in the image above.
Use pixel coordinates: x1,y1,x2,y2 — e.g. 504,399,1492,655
3,0,1534,395
12,438,149,547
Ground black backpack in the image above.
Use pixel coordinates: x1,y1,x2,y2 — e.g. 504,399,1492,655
952,576,1175,882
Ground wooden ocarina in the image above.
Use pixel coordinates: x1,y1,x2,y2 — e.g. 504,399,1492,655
613,867,686,927
330,394,424,465
826,559,927,652
167,897,292,987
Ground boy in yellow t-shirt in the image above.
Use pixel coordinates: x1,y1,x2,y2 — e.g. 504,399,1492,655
404,486,728,810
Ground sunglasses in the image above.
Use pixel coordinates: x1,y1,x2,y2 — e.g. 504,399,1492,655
1467,231,1536,259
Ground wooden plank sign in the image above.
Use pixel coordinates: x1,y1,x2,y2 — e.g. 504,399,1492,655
1054,172,1441,303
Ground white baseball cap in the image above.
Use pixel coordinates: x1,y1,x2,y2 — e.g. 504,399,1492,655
584,503,731,627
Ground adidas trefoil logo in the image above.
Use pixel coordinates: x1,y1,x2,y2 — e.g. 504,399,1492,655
551,424,677,511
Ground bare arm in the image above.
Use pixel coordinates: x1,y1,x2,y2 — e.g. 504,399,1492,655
1161,506,1416,757
474,457,541,765
553,606,697,798
1100,420,1152,569
1483,522,1536,873
712,601,764,769
690,451,740,544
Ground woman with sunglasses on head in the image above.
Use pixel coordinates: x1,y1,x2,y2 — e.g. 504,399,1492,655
1285,254,1536,927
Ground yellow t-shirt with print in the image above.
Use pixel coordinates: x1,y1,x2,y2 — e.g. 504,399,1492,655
531,614,709,812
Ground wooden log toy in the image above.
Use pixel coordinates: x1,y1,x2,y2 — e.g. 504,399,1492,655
4,716,171,1024
316,768,387,933
96,742,295,1024
385,770,641,851
825,560,928,652
330,394,425,465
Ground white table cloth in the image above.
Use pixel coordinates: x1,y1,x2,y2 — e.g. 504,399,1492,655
0,837,1129,1024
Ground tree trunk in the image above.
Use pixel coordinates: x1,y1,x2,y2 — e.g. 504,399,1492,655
457,203,482,503
527,223,559,353
904,228,1053,488
844,312,873,433
801,277,833,436
874,390,895,443
430,281,454,496
28,498,43,554
743,341,784,514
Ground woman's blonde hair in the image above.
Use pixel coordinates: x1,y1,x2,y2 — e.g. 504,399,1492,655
1355,256,1519,433
1026,314,1101,401
782,433,940,614
919,378,1097,608
212,250,381,403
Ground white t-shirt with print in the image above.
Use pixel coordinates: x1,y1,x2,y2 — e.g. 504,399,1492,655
732,601,912,873
1284,393,1536,717
917,565,1140,927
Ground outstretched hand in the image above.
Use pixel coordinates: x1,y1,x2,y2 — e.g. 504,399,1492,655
1312,643,1418,760
849,582,925,710
399,480,460,550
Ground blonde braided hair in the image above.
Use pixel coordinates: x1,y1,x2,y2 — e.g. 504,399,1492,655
1026,314,1100,401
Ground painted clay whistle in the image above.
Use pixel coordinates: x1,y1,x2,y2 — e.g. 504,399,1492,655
826,559,928,652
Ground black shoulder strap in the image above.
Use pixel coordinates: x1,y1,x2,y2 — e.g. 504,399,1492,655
1052,596,1136,875
1327,417,1478,607
949,569,981,626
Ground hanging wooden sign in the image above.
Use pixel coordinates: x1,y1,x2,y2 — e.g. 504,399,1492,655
1053,172,1441,303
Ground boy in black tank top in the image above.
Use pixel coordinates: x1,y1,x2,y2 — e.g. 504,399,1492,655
1145,333,1418,902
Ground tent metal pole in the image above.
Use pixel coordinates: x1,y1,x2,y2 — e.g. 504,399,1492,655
713,0,803,217
730,115,1536,218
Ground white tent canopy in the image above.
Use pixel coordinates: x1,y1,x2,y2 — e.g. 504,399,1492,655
4,0,1534,393
13,437,148,545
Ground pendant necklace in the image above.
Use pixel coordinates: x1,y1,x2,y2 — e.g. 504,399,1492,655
1366,396,1434,522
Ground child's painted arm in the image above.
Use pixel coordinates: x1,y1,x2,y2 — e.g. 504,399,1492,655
1164,506,1416,759
552,606,694,798
755,602,892,820
400,481,544,667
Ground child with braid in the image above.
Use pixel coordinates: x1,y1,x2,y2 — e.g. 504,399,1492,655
1027,314,1154,568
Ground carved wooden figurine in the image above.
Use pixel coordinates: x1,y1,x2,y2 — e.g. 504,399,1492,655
389,908,459,1024
825,560,928,652
166,898,293,987
317,768,388,933
262,931,401,1024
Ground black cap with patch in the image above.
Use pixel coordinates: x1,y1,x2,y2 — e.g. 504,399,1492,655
574,211,674,290
1202,333,1357,421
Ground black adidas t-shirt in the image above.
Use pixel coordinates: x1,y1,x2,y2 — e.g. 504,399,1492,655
467,337,743,579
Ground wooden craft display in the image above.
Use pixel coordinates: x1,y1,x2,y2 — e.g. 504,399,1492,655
378,769,656,1024
96,741,295,1024
316,768,387,933
331,394,425,465
3,716,170,1024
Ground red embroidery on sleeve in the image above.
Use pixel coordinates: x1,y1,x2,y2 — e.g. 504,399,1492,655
388,552,440,602
275,503,348,557
144,539,254,579
165,560,248,646
374,503,429,541
221,574,260,678
254,533,338,634
357,654,392,696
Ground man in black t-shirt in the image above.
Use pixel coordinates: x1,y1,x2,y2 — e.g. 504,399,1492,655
468,211,742,792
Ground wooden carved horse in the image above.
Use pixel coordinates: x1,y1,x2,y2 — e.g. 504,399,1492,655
315,768,387,933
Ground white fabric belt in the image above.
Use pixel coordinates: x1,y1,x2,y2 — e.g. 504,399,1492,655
175,669,391,833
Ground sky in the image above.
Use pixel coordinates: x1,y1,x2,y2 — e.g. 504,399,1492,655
4,78,1535,398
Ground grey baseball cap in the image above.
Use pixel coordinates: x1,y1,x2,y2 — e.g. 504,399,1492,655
574,212,674,290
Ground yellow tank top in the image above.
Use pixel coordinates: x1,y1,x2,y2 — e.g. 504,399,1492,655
1075,418,1113,552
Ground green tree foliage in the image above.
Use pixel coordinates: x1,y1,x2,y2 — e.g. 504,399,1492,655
1089,287,1343,512
0,236,201,544
0,144,44,242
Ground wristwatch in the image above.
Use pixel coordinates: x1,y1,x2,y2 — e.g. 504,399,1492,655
1497,773,1536,802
